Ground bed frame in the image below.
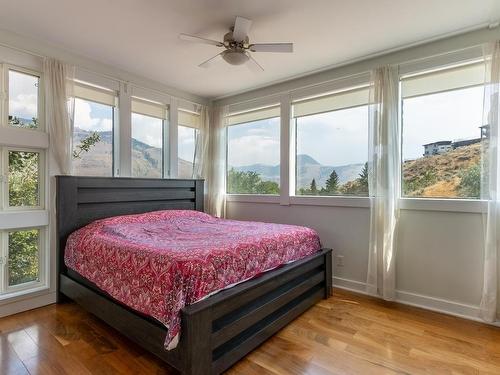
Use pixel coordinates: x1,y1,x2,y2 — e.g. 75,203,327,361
56,176,332,375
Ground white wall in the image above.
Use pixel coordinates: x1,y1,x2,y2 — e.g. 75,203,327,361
227,202,485,319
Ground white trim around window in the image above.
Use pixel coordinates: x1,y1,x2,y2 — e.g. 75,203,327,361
227,194,485,213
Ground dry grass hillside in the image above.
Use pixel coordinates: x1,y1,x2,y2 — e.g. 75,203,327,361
403,143,481,198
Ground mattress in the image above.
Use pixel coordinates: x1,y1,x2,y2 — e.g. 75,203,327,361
64,209,321,349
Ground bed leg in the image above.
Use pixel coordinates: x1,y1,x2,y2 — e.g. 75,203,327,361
182,308,213,375
324,250,333,298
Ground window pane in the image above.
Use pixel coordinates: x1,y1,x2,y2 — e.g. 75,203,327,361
178,125,197,179
402,86,484,199
131,113,163,178
8,229,40,286
73,98,114,176
9,150,40,207
295,106,369,196
8,70,39,129
227,117,280,194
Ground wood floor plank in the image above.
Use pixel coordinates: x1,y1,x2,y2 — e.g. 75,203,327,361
1,289,500,374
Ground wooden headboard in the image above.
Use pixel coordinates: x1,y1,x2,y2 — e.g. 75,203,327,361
56,176,204,275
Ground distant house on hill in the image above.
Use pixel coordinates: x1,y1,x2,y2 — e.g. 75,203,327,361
423,125,488,157
423,141,452,156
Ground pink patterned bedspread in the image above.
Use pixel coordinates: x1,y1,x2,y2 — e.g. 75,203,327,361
64,210,321,349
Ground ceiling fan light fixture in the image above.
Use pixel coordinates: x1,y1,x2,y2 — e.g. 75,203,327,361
222,50,249,65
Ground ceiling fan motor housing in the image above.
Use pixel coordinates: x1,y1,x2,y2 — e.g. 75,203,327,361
222,49,249,65
222,31,250,65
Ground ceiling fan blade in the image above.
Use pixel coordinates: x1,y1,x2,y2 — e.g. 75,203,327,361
179,33,223,47
198,52,224,68
249,43,294,53
232,16,252,42
246,53,264,72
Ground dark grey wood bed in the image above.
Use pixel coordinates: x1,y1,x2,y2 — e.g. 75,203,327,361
56,176,332,375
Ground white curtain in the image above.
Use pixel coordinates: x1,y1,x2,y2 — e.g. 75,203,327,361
480,41,500,322
193,104,210,179
44,58,75,175
44,58,74,299
366,65,401,301
206,105,228,217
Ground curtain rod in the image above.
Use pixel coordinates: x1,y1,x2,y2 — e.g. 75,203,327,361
0,40,206,108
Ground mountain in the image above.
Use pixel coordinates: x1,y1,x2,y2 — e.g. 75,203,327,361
73,127,194,177
232,154,365,189
74,128,365,187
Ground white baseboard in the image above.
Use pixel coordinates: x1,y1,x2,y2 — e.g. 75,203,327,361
333,276,499,326
0,291,56,319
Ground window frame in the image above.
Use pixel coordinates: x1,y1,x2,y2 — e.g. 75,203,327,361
398,56,486,209
1,226,48,295
0,59,49,300
130,107,167,179
291,99,370,198
288,76,371,201
3,146,45,211
225,103,281,197
71,93,117,178
4,64,44,132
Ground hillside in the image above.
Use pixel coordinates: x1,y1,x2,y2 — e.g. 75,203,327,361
403,143,480,198
73,128,194,177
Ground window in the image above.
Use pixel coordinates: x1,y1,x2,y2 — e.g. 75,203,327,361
178,109,200,179
8,69,40,129
401,61,485,199
8,149,41,208
8,228,41,287
131,98,168,178
226,105,280,194
0,62,47,296
72,82,116,177
292,85,370,196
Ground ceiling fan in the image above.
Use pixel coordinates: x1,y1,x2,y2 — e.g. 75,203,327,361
179,16,293,71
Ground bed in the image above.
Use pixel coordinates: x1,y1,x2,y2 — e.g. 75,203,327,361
56,176,332,375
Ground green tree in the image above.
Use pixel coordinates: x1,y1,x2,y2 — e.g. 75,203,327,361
8,116,38,129
310,178,318,195
73,132,101,159
227,169,279,194
459,163,480,198
358,162,369,192
8,230,39,286
324,170,339,194
9,151,39,207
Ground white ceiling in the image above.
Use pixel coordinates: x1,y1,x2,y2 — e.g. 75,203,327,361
0,0,498,99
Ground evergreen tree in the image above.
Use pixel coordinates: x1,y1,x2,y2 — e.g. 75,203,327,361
310,178,318,195
325,170,339,193
358,162,369,192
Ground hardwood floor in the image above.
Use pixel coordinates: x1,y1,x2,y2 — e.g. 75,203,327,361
1,289,500,374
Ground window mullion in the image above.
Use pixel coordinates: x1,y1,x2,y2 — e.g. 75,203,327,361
169,99,179,178
280,94,291,205
118,82,131,177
